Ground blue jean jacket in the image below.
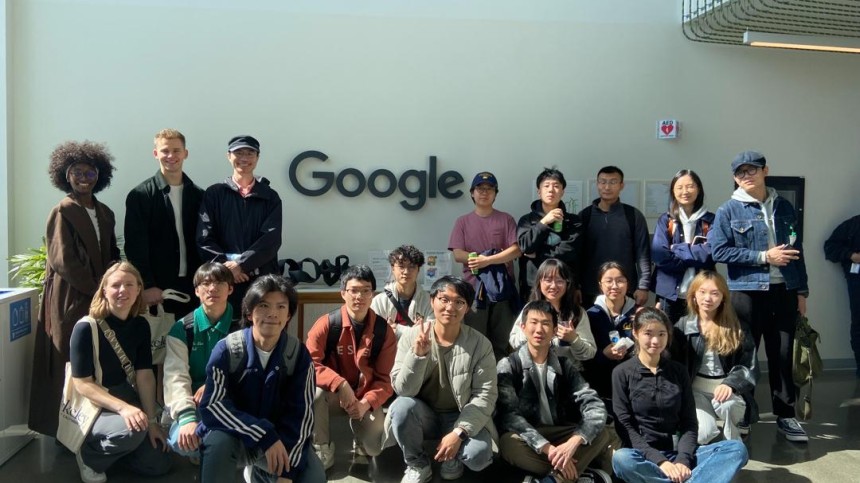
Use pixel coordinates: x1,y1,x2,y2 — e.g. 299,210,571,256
709,195,809,294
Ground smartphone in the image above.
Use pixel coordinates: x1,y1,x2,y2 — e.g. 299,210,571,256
692,236,708,245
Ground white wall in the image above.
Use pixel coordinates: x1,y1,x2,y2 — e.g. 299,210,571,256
6,1,860,360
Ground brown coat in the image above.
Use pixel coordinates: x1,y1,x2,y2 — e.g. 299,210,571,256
28,195,119,436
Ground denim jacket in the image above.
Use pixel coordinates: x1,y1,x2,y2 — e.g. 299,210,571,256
709,188,809,294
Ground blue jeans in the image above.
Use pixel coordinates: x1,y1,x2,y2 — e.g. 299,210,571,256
200,430,326,483
387,396,494,470
612,440,748,483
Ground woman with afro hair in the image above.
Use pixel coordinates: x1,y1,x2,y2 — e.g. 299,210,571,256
29,140,121,438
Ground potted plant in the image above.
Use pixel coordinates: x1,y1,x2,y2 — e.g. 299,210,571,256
7,238,47,297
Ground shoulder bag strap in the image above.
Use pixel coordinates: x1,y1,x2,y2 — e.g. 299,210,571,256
84,317,103,384
94,318,137,390
384,288,414,326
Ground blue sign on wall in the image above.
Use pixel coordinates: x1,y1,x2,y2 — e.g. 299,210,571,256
10,298,32,342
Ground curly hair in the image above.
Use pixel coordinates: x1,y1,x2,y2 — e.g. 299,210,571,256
388,244,425,267
48,140,115,194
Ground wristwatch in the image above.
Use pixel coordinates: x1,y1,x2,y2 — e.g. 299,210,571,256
453,427,469,441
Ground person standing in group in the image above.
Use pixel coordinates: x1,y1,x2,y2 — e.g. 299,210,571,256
125,128,203,317
671,271,756,444
371,245,432,340
651,169,715,323
29,140,120,438
517,168,583,301
197,135,283,313
824,213,860,378
611,308,748,483
450,171,521,359
709,150,810,442
578,166,650,307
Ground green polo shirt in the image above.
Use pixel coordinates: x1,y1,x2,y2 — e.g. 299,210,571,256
167,303,234,391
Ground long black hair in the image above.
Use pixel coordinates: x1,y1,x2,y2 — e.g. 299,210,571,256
530,258,582,326
668,169,705,219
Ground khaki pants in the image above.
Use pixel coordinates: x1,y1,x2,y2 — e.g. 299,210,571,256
312,387,385,456
500,425,614,482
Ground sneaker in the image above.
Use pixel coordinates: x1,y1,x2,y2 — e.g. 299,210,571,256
314,441,335,470
578,468,612,483
401,465,432,483
777,417,809,442
242,466,252,483
75,452,107,483
353,439,369,457
738,421,751,436
440,459,464,480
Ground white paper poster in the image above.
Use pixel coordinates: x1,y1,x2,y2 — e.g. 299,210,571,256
644,180,671,218
422,250,453,290
368,250,392,285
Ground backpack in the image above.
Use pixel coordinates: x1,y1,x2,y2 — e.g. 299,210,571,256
181,312,240,353
224,330,301,377
580,203,638,264
667,218,710,240
324,309,388,364
792,315,823,420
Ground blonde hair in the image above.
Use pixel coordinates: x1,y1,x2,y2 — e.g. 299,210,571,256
686,271,742,355
154,128,186,147
89,262,146,320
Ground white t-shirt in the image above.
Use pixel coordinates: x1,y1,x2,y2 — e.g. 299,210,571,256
256,347,273,368
535,362,554,426
167,184,187,277
85,207,100,244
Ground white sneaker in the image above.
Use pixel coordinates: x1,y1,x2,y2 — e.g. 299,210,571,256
242,465,253,483
75,452,107,483
401,464,432,483
314,441,335,470
440,459,464,480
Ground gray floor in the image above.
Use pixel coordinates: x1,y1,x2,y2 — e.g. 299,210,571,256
2,371,859,482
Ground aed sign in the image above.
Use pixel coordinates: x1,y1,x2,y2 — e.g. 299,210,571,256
288,151,465,211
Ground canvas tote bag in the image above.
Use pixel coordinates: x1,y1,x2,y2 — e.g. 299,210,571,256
57,317,102,452
144,289,191,364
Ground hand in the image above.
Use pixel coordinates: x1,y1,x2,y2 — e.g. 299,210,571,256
712,384,734,403
193,385,206,406
387,315,397,329
765,245,800,267
434,431,463,462
655,300,663,310
675,463,692,482
224,261,250,283
540,208,564,226
337,382,358,411
413,317,431,357
797,295,807,317
851,252,860,264
548,436,581,472
118,404,148,432
264,440,290,476
603,343,626,361
148,423,169,452
177,421,201,452
142,287,164,306
556,323,577,343
348,400,371,420
659,461,688,483
633,289,649,306
467,254,492,271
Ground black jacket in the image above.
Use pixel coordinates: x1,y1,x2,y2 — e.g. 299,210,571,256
824,214,860,277
197,176,282,277
670,316,757,395
516,200,583,296
612,357,698,468
125,171,204,289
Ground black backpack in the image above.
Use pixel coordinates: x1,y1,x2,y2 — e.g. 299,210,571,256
324,309,388,364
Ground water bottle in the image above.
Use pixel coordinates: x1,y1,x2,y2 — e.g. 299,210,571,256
552,219,563,232
468,252,479,275
609,330,620,344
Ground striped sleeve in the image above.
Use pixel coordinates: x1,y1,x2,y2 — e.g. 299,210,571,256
281,345,316,474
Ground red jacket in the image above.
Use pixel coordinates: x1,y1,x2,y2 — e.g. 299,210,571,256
306,306,396,410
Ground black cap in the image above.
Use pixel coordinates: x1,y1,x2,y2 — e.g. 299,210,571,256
228,135,260,153
731,150,766,174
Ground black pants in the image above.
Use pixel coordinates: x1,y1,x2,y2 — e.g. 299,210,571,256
847,275,860,374
731,284,798,419
658,297,688,325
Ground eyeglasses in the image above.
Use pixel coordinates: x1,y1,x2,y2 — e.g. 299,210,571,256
734,166,760,178
673,184,697,192
69,170,98,181
435,296,468,310
231,149,257,157
197,280,228,288
600,278,628,287
540,277,567,287
473,186,495,193
597,179,621,186
393,263,418,272
345,288,373,298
